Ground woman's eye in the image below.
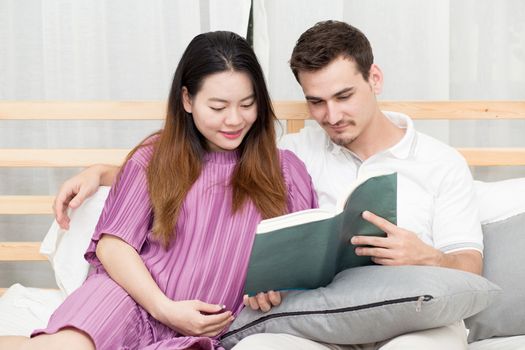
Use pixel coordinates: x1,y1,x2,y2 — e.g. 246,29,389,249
241,101,255,108
210,106,225,111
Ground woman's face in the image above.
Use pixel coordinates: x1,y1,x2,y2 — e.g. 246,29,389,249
182,70,258,152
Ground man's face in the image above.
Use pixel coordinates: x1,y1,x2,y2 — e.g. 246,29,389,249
297,56,382,149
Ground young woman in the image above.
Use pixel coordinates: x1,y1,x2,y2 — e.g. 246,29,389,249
0,31,317,350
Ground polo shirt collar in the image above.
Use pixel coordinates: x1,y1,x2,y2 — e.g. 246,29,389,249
383,111,416,159
326,111,416,160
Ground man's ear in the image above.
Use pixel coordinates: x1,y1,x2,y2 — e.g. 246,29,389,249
368,64,384,95
182,86,192,113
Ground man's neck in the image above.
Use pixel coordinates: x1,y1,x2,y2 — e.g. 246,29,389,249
347,112,406,161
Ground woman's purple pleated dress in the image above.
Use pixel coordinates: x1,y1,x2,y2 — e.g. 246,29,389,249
32,143,317,350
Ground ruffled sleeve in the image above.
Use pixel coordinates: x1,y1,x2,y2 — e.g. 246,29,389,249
279,149,319,213
84,158,153,266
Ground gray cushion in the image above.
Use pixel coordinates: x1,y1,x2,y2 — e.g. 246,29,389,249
220,265,499,349
465,212,525,342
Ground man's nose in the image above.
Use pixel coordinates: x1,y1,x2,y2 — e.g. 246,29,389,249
325,102,342,125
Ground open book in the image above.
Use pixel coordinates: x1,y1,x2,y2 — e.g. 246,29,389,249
244,172,397,296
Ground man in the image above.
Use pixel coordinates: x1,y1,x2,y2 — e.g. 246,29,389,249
233,20,483,350
54,21,482,349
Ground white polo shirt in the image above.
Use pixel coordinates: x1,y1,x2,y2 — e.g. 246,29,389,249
278,112,483,254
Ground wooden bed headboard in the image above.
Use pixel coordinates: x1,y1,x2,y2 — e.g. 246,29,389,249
1,100,525,294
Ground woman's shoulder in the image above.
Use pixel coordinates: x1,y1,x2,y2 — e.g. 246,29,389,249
278,148,311,179
127,134,159,168
278,148,318,209
279,148,303,166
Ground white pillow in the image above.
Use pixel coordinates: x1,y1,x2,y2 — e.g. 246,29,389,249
40,186,110,296
474,178,525,224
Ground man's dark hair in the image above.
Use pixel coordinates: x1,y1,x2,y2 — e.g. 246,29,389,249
290,20,374,82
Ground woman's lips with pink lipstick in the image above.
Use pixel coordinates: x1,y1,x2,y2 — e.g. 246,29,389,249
220,129,243,139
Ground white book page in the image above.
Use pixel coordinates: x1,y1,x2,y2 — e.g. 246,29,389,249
256,208,334,234
256,171,395,235
334,171,395,212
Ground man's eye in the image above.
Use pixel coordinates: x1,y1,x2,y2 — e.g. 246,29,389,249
309,100,322,105
337,94,351,100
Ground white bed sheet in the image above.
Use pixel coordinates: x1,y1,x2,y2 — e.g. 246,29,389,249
0,284,64,336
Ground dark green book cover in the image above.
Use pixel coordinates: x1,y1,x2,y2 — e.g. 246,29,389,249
244,173,397,295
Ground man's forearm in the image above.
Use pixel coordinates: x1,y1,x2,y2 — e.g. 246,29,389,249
434,249,483,275
93,164,121,186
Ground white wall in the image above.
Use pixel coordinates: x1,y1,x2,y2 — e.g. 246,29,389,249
1,0,524,287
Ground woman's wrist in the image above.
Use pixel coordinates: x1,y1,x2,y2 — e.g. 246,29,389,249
149,293,172,322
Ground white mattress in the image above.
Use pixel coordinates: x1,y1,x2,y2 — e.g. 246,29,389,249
1,284,524,349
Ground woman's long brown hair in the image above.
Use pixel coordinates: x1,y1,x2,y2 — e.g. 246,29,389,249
125,31,288,247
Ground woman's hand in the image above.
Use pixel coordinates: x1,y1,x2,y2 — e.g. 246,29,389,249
154,299,234,337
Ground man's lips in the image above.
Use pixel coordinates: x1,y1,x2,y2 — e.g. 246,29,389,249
330,123,350,132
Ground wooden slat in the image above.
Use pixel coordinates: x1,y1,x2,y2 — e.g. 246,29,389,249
287,120,306,133
379,101,525,120
457,148,525,166
0,101,309,120
0,149,129,167
0,148,524,171
0,195,54,214
0,101,166,120
279,101,525,120
275,101,310,120
1,101,525,120
0,101,311,121
0,242,46,261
